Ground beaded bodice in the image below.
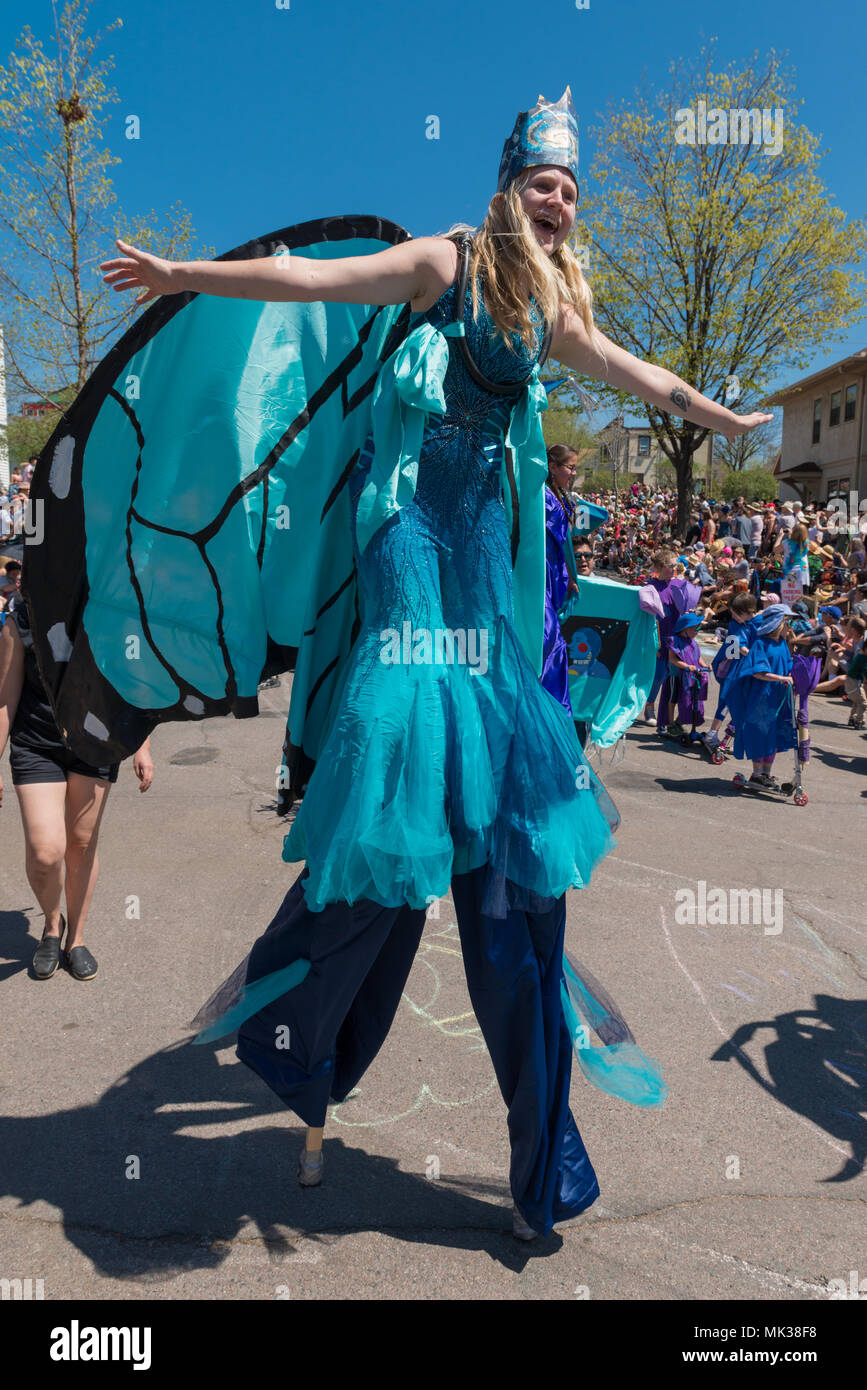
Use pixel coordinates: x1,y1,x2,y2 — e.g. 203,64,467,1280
410,269,547,512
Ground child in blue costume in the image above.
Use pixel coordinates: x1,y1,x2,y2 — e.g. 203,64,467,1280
703,592,758,751
97,88,771,1240
726,604,797,789
667,612,711,728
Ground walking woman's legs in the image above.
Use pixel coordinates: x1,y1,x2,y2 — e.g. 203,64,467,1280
14,781,68,936
63,774,112,950
451,867,599,1235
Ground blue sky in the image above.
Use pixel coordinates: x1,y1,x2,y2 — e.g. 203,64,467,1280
3,0,865,404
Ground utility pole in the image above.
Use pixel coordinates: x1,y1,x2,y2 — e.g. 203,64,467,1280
612,424,618,499
609,412,625,523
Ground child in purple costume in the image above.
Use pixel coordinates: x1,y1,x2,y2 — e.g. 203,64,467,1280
666,612,711,732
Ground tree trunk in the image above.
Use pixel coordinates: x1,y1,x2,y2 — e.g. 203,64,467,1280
63,121,88,392
673,445,695,538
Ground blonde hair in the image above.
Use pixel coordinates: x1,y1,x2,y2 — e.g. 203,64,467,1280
439,170,601,357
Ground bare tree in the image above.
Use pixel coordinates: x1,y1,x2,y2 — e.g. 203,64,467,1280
713,411,779,470
0,0,209,412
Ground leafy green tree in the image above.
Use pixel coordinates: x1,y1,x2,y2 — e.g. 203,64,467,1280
561,44,866,535
5,390,76,463
720,467,777,502
541,403,596,456
579,467,616,494
539,379,601,488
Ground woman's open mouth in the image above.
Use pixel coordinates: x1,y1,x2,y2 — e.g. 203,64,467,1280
533,211,559,233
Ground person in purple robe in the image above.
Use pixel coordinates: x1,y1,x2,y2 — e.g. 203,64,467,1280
542,445,579,713
666,612,711,732
642,548,701,723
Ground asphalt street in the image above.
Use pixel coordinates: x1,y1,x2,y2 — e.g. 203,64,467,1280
1,672,865,1300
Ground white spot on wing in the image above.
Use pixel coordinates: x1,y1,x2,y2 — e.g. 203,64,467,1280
49,435,75,499
47,622,73,663
183,695,205,715
83,711,110,741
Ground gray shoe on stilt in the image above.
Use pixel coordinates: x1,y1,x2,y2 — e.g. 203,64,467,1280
512,1205,539,1241
297,1147,324,1187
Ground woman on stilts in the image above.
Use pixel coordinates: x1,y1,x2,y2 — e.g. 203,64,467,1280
89,89,773,1240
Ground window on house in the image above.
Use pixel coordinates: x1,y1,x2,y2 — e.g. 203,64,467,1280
637,435,651,456
845,383,857,422
830,390,841,427
827,479,851,504
812,398,821,444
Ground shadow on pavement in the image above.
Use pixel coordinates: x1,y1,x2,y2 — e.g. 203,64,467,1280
811,749,867,776
0,1036,565,1282
0,908,39,984
710,994,867,1183
653,775,733,798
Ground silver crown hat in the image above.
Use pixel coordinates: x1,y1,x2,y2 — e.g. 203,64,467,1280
497,87,580,195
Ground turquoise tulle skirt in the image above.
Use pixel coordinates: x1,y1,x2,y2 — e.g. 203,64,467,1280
282,613,619,919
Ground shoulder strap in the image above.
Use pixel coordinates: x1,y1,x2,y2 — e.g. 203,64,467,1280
451,233,552,394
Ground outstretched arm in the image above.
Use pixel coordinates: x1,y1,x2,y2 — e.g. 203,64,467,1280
101,235,458,311
550,303,772,443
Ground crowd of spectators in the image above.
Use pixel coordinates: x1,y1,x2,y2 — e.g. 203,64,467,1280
0,456,37,551
0,457,38,618
560,478,867,727
568,480,867,624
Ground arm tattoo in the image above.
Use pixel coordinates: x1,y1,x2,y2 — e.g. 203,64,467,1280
669,386,691,413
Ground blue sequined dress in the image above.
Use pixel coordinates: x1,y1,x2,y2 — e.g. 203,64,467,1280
281,269,618,917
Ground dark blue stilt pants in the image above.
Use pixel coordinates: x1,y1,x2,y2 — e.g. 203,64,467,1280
237,865,599,1233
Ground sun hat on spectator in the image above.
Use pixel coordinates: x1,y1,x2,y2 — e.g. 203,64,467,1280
752,603,794,634
673,611,703,634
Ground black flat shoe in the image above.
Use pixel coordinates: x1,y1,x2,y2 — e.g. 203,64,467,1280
33,933,63,980
65,945,98,981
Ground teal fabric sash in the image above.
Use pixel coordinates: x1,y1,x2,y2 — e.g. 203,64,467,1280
560,573,659,746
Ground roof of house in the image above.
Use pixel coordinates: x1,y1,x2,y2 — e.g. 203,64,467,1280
765,349,867,405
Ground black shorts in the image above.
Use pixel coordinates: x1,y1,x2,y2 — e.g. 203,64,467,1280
9,740,120,786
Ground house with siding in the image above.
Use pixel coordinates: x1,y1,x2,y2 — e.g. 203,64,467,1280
596,420,713,490
765,348,867,504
